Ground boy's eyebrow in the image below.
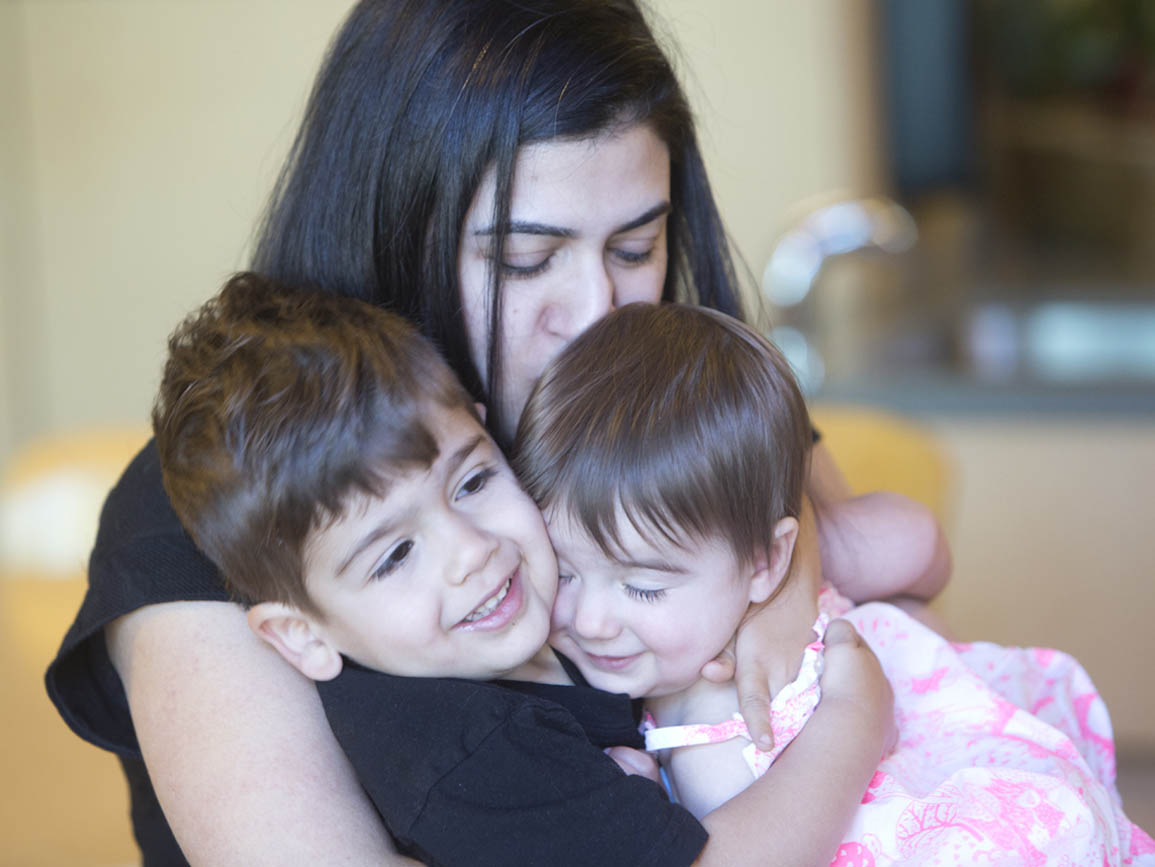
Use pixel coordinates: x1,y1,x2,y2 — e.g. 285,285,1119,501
335,434,487,578
337,517,404,579
473,202,670,238
444,433,486,478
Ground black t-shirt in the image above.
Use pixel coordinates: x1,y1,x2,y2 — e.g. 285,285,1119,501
45,439,707,866
319,662,706,866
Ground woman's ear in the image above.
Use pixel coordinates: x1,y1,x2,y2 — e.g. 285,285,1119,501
748,516,800,605
247,602,344,682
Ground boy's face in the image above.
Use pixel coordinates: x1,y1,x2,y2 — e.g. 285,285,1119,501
546,507,756,699
302,404,557,680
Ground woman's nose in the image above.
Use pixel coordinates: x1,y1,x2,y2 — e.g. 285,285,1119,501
552,258,615,341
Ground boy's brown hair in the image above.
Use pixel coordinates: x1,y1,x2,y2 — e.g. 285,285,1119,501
153,272,478,614
514,303,811,572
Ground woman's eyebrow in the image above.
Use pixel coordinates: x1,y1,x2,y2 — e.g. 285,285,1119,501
474,221,574,238
613,202,670,234
473,202,670,238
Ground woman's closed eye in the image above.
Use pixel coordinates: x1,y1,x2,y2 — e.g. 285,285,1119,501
371,539,413,581
610,244,656,267
495,243,556,280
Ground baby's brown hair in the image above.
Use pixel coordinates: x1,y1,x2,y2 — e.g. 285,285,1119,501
514,303,811,573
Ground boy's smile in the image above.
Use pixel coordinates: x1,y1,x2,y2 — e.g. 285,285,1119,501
300,405,558,681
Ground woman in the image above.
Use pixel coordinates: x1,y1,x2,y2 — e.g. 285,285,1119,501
48,0,946,862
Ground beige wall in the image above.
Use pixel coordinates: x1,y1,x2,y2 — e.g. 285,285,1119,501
2,0,358,462
0,0,876,465
659,1,883,285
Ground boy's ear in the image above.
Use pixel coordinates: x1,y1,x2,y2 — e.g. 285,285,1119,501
748,516,800,605
247,602,344,682
474,402,487,423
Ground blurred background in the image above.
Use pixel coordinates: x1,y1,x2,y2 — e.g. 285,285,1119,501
1,0,1152,862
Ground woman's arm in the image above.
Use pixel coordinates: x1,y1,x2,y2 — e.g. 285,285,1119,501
808,442,951,603
107,600,419,866
693,620,893,866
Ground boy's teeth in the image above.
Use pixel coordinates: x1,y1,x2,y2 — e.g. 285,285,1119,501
463,578,511,622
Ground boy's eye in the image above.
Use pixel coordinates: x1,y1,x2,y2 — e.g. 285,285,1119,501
457,467,496,499
557,572,575,584
371,540,413,580
625,585,666,603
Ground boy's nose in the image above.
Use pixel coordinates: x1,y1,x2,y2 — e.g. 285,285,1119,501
447,513,499,585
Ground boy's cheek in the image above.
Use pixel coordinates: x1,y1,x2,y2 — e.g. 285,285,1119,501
548,582,576,632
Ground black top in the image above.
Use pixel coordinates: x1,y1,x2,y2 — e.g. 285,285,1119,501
45,439,707,866
319,662,706,866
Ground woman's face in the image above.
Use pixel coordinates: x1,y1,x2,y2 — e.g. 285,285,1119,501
458,123,671,440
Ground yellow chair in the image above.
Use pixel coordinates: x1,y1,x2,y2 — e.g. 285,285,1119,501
810,402,951,524
1,427,149,867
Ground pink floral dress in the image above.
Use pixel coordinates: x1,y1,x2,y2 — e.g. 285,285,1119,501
643,588,1155,866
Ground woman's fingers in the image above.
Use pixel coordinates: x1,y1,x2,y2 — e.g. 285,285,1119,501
699,642,736,683
604,746,661,783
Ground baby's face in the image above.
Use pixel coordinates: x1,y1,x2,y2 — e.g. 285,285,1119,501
546,507,757,698
301,405,557,680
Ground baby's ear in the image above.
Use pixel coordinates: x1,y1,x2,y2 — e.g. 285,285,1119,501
247,602,344,682
748,516,800,604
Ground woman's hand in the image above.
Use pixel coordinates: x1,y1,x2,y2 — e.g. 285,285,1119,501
603,746,662,784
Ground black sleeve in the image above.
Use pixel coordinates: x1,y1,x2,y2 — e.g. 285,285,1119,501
320,671,707,867
45,439,230,758
45,439,230,867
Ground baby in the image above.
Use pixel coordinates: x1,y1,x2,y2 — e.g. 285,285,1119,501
153,273,893,866
514,302,1155,865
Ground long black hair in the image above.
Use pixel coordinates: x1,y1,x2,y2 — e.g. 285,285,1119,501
252,0,743,438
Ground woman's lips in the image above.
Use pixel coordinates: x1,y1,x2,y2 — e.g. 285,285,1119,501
456,568,523,631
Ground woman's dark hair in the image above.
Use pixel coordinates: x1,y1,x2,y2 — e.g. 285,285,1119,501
251,0,743,439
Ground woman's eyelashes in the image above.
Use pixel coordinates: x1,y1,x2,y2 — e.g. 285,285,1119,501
497,241,658,279
501,258,552,279
610,246,656,266
371,539,413,581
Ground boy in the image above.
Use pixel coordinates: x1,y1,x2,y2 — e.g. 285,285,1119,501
154,273,893,866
